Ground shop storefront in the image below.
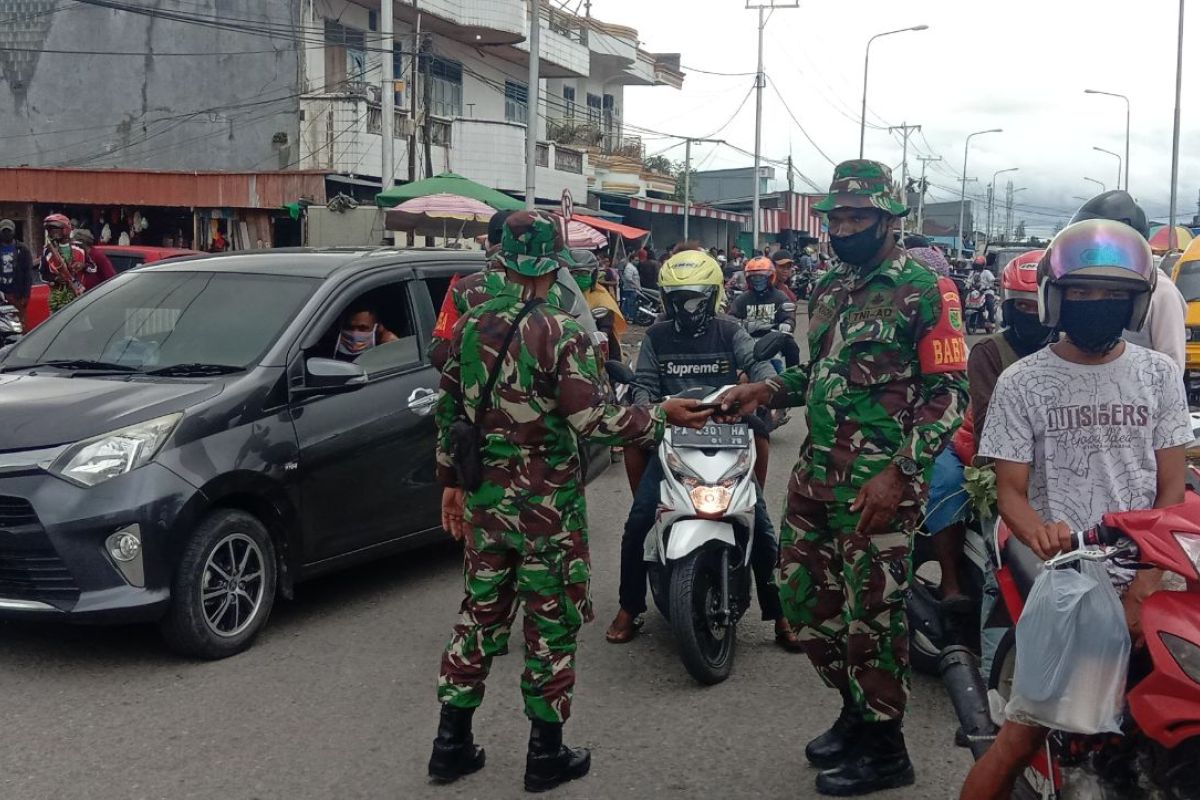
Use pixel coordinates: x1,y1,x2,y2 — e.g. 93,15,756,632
0,168,326,255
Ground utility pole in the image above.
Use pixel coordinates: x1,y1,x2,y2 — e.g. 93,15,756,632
888,122,920,237
525,0,541,210
1168,0,1184,251
915,155,941,236
421,33,433,180
747,2,798,253
408,4,420,184
985,184,994,244
1004,181,1014,244
786,154,795,193
682,136,725,241
381,0,394,193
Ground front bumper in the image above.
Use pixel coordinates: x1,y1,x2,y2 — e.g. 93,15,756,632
0,461,199,624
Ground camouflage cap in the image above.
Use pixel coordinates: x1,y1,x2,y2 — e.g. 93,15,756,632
812,159,909,217
499,211,564,277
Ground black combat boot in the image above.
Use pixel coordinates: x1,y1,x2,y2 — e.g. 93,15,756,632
814,719,915,797
523,720,591,793
805,690,864,769
427,705,486,784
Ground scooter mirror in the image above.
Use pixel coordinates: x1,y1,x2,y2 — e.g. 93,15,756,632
781,302,797,314
605,360,637,386
752,331,788,362
591,306,611,320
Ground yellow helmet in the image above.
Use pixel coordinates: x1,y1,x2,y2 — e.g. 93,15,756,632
658,251,727,334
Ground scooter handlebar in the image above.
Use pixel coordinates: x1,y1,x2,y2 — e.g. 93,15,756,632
1073,525,1123,550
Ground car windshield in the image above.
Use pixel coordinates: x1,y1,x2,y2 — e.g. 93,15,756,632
5,271,319,372
1175,260,1200,303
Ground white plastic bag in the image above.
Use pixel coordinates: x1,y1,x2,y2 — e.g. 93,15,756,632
1005,560,1130,734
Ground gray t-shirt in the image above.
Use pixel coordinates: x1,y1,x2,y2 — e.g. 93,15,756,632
979,343,1192,535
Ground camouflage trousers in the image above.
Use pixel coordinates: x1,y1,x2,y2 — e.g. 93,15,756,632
776,491,919,722
438,527,593,724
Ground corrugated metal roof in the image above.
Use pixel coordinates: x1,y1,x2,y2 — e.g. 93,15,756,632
0,168,328,209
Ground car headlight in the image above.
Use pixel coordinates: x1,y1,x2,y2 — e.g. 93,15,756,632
691,485,733,515
49,413,182,487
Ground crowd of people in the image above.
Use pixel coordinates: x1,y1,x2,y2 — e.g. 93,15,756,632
421,154,1196,799
0,213,120,326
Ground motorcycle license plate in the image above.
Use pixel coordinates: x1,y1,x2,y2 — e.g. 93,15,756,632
671,423,749,449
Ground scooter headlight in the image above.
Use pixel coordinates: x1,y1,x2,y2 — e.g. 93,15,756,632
690,485,733,515
718,449,753,484
1162,633,1200,684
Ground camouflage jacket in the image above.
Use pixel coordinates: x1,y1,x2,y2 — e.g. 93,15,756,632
436,283,665,539
769,252,968,501
428,261,595,369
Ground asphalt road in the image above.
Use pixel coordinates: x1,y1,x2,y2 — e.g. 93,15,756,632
0,422,972,800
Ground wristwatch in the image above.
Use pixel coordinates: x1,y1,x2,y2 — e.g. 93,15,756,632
893,456,920,478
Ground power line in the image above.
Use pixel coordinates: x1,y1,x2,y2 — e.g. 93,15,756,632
766,76,836,166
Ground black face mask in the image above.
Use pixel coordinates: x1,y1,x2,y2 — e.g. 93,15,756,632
0,231,13,243
1006,308,1054,352
830,216,889,266
1058,297,1133,354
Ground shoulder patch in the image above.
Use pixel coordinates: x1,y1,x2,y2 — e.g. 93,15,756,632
917,276,968,373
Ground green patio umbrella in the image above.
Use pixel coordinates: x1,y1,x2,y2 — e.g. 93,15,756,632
375,172,524,211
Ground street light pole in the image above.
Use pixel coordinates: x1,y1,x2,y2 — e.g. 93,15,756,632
958,128,1002,257
989,167,1017,244
915,155,941,235
524,0,540,210
859,24,929,158
1083,176,1106,193
1084,89,1131,193
746,2,798,253
1093,146,1122,191
1169,0,1185,252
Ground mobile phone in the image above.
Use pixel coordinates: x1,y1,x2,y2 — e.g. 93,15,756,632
693,400,735,412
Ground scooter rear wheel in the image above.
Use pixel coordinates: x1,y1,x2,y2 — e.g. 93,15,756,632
669,548,736,685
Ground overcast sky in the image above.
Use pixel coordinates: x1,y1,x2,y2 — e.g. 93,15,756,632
592,0,1198,235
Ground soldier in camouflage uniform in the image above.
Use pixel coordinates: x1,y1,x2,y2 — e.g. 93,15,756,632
427,211,711,793
427,210,596,371
720,160,968,796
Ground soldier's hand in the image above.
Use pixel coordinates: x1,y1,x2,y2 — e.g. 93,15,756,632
662,398,714,429
441,487,467,541
715,382,774,421
851,465,906,535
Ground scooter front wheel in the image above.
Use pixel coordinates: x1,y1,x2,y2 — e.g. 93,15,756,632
669,548,736,685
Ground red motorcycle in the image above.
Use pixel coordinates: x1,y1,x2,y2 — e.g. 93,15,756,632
943,495,1200,799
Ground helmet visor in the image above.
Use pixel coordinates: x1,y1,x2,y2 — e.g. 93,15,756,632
1047,220,1154,283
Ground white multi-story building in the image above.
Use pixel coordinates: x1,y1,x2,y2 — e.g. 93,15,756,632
297,0,684,201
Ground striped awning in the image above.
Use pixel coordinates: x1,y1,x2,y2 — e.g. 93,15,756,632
784,193,829,243
628,197,749,224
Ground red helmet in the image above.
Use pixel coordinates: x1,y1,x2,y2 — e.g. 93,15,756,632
972,256,987,267
43,213,72,234
1000,249,1044,303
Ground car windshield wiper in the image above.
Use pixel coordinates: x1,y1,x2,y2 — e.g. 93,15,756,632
1,359,140,373
142,362,245,377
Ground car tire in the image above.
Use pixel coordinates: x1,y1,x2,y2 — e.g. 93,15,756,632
160,509,277,660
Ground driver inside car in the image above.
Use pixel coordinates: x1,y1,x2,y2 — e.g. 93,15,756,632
605,250,802,651
333,303,397,362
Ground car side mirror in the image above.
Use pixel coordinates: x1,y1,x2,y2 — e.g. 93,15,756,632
293,357,367,398
752,331,789,362
605,359,636,386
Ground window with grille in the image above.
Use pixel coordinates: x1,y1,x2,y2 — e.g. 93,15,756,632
428,57,463,119
563,86,576,119
586,93,601,126
324,21,366,93
505,81,528,125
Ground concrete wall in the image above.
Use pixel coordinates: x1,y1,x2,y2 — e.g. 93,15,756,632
307,205,386,246
0,0,302,171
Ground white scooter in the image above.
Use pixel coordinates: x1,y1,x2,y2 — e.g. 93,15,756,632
605,332,787,684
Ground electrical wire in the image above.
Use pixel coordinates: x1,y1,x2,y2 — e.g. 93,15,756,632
766,76,836,167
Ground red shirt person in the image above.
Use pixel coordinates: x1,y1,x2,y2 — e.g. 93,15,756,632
71,230,117,290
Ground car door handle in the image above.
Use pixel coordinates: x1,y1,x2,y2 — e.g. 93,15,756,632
407,387,438,416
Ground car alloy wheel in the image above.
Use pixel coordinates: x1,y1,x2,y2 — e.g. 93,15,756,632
200,533,266,638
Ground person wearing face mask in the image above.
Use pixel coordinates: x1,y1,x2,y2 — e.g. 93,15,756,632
1069,190,1186,370
568,248,625,358
332,304,397,361
717,159,969,796
0,219,33,327
960,218,1191,800
922,250,1054,620
729,256,801,369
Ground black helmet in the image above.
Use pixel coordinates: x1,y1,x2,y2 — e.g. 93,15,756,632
486,210,515,246
1070,191,1150,240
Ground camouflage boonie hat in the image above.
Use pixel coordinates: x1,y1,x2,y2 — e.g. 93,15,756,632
500,211,564,276
812,159,909,217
